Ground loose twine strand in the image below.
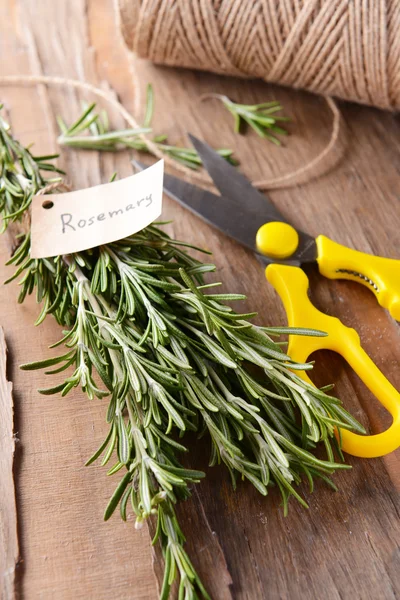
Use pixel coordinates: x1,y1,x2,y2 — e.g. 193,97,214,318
0,74,342,190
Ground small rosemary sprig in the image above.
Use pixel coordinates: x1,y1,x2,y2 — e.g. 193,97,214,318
57,85,237,169
201,93,290,145
0,107,364,599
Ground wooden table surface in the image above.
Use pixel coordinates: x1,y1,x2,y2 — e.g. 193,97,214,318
1,1,400,599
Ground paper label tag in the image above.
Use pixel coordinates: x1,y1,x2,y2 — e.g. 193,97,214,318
31,160,164,258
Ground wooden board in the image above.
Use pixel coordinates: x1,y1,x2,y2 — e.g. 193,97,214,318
1,0,400,598
0,328,19,600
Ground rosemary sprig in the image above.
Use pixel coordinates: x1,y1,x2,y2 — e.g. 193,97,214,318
57,85,237,169
201,93,290,145
0,107,364,599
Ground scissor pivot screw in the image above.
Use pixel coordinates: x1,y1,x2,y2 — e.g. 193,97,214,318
256,222,299,260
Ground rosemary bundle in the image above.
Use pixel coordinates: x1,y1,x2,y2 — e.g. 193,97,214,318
57,85,237,170
0,107,364,599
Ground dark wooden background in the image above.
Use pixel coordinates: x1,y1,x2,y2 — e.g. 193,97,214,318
1,0,400,598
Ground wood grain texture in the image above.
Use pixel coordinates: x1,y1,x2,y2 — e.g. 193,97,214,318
0,1,156,599
0,328,19,600
1,0,400,599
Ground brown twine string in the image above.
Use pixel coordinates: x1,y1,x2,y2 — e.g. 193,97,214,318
0,73,342,190
117,0,400,111
36,181,72,195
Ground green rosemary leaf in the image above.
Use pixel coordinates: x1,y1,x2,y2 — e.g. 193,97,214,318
37,382,68,396
101,424,117,467
45,353,76,375
117,414,131,464
104,470,132,521
161,465,205,480
56,116,68,135
85,425,114,466
120,485,132,521
143,84,154,128
66,102,97,135
140,461,152,516
107,461,125,476
20,350,74,371
201,93,290,143
261,326,328,337
160,545,172,600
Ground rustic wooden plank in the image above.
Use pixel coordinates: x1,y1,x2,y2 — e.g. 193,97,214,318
1,0,400,598
0,1,156,599
147,479,233,600
0,328,19,600
125,26,400,600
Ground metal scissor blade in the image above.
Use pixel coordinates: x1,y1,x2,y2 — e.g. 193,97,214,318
132,154,317,264
132,158,270,254
187,135,318,264
188,134,287,225
164,171,272,255
133,159,222,223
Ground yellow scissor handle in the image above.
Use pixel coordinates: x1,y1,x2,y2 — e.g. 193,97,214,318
266,263,400,458
317,235,400,320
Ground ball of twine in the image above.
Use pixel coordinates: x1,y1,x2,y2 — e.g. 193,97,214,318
117,0,400,111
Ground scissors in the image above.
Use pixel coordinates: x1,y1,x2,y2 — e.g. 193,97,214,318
134,135,400,458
